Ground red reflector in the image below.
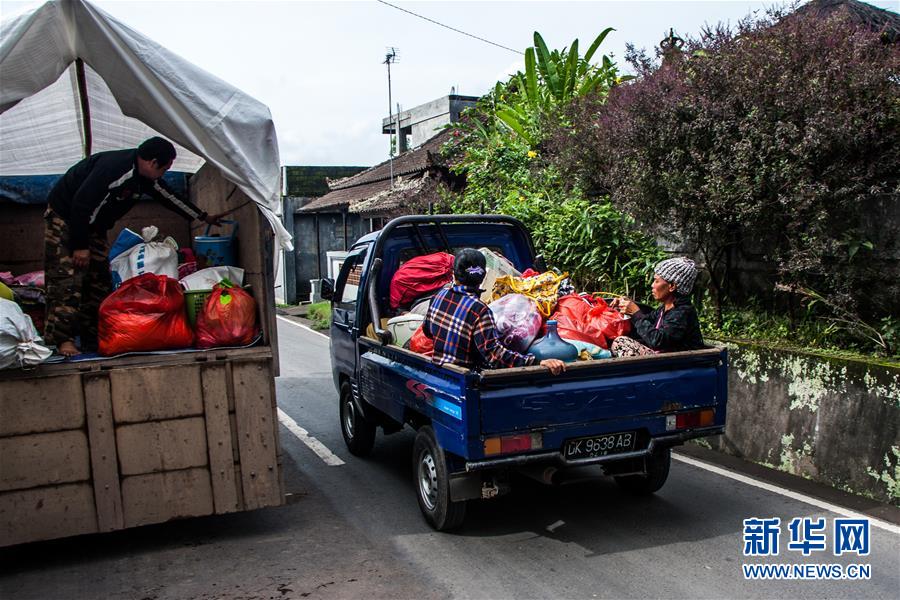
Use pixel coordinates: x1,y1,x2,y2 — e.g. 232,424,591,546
676,411,699,429
676,409,715,429
500,434,532,453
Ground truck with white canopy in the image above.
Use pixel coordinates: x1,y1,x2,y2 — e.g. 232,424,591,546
0,0,289,546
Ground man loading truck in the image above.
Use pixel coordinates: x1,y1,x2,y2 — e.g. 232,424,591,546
42,136,224,357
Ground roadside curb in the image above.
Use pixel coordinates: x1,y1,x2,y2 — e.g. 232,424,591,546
276,305,308,317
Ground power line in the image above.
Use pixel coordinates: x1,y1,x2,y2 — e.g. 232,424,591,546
375,0,522,56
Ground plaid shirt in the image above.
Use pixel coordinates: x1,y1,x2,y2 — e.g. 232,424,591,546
424,285,535,370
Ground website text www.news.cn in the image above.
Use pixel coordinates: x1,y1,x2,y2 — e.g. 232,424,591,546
742,516,872,581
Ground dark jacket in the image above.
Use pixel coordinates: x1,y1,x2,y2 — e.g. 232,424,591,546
47,149,207,250
631,295,704,352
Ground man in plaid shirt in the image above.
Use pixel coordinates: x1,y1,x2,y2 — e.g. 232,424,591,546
424,249,565,374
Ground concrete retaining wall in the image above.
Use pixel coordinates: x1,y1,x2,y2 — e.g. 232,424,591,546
703,342,900,505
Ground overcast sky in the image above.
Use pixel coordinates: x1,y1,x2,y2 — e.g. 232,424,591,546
1,0,897,168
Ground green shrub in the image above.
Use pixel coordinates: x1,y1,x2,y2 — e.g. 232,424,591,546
701,299,900,363
307,301,331,330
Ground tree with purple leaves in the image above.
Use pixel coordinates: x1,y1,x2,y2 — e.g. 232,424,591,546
550,2,900,354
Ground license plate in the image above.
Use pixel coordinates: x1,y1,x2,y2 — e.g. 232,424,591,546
563,431,637,460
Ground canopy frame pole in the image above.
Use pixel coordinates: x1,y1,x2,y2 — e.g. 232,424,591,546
75,58,92,157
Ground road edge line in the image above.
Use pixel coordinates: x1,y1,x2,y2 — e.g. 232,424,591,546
277,315,330,340
277,407,345,467
673,452,899,535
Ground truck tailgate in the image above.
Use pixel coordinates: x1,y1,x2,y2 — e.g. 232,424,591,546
477,349,724,435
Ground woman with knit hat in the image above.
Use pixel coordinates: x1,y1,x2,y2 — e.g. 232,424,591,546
609,257,704,357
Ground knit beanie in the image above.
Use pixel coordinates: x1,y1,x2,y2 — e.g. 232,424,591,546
654,257,698,295
454,248,487,288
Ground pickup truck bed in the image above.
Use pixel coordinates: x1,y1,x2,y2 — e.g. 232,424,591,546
358,337,726,468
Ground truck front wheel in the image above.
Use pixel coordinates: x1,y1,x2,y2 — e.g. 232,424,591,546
340,382,376,456
413,426,466,531
615,447,671,495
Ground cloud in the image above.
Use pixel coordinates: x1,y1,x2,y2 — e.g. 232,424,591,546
496,58,525,82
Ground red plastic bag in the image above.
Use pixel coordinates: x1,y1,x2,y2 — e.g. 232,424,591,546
409,324,434,357
98,274,194,356
592,304,632,342
196,282,258,348
551,294,632,349
389,252,454,310
552,294,608,348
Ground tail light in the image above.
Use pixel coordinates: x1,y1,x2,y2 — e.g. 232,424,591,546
674,408,715,429
483,432,543,456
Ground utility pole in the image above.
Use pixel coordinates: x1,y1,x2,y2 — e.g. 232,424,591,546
396,102,404,155
383,47,398,186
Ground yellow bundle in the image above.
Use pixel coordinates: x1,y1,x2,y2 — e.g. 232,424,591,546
491,271,568,317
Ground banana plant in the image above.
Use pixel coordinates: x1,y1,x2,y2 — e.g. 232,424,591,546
493,29,626,145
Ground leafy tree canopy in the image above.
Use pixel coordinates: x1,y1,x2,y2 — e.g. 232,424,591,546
549,4,900,352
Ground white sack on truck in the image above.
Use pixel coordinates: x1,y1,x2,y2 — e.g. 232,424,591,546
109,226,179,289
180,266,245,291
0,298,52,369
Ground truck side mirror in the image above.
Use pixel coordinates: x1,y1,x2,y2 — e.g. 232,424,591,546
321,278,335,301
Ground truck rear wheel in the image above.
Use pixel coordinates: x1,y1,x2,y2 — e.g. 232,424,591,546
413,426,466,531
340,382,376,456
615,447,671,495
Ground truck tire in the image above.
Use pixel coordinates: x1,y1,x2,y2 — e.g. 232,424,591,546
615,447,671,495
413,426,466,531
340,382,376,456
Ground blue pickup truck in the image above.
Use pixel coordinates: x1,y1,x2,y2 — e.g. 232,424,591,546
322,215,728,531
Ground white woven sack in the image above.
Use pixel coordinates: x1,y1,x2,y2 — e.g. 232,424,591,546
0,298,52,369
109,227,179,288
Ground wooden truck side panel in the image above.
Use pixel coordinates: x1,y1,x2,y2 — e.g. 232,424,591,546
0,350,282,546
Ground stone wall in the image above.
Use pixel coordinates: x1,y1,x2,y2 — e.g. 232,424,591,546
704,341,900,504
726,193,900,316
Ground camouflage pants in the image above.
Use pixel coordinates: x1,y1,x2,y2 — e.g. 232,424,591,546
43,209,111,350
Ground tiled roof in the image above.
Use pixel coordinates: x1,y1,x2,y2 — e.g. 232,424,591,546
300,128,454,213
299,179,392,212
792,0,900,41
350,174,439,218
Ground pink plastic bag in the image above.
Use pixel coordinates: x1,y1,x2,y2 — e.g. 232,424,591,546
488,293,543,353
12,271,44,287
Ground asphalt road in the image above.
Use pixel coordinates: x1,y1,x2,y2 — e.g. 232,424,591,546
2,317,898,600
270,318,900,600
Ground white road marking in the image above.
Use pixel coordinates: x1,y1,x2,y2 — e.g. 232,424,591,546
277,315,331,340
673,452,900,535
546,520,565,533
277,408,345,467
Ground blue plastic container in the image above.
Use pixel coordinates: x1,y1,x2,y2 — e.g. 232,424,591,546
193,220,238,267
528,320,579,363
